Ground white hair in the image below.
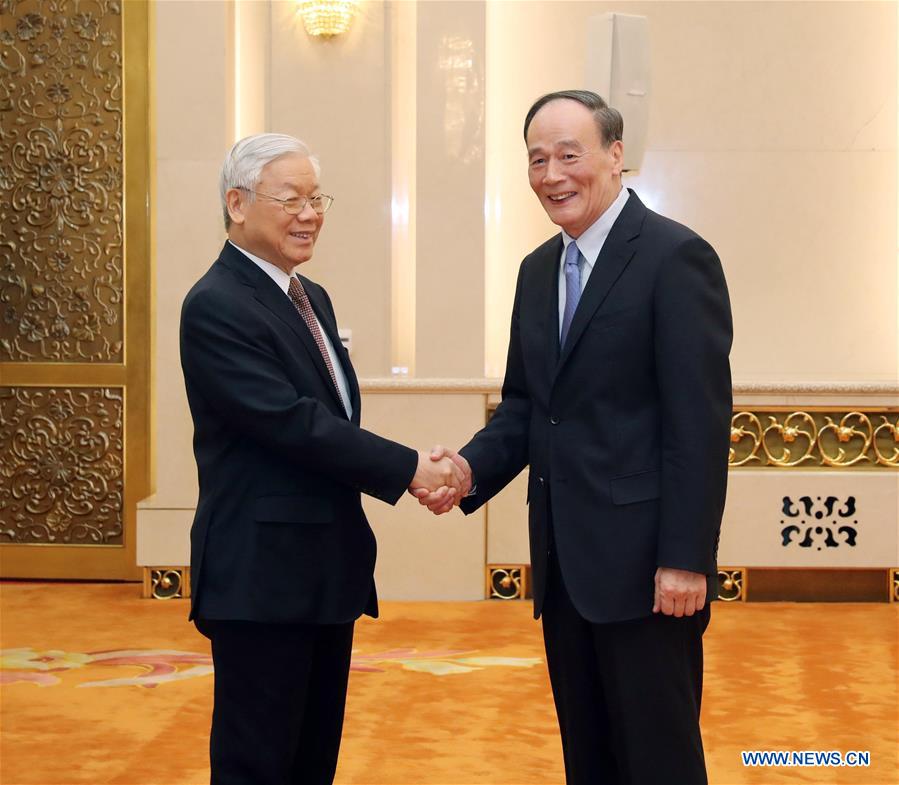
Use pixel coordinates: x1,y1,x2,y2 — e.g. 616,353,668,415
219,133,321,229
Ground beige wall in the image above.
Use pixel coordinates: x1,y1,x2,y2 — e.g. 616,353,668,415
719,471,898,568
143,0,231,510
140,0,898,594
138,0,234,565
413,1,486,378
152,0,897,384
270,0,393,377
361,392,487,599
485,0,897,382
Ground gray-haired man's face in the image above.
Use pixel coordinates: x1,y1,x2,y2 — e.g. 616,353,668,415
226,153,323,274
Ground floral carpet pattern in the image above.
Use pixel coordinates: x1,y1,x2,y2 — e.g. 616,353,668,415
1,645,542,688
2,583,897,785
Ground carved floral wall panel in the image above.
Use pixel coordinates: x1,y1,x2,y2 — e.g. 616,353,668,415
0,386,124,543
0,0,124,362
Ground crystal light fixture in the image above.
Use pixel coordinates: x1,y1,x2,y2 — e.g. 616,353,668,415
299,1,360,38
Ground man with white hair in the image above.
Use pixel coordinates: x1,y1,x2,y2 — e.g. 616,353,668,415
180,133,463,784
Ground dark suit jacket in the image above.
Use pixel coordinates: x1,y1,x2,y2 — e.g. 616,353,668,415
180,242,418,625
460,190,732,624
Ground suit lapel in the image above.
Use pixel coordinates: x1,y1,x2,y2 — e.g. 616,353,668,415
535,237,563,378
555,191,646,375
218,243,348,416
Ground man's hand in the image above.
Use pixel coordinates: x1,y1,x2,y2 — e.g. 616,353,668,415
652,567,707,617
410,445,472,515
409,449,465,505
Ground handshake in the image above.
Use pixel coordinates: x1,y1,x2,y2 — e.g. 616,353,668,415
408,446,472,515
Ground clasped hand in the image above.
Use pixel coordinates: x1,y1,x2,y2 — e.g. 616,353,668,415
408,446,471,515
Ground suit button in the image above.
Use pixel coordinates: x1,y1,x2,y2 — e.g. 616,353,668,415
550,416,559,425
538,476,545,485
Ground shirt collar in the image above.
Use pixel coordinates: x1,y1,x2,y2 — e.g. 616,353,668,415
228,240,296,295
561,187,630,269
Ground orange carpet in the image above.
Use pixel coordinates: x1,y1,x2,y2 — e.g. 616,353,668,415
1,582,897,785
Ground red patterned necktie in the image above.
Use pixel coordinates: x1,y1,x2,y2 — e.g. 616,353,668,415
287,276,346,413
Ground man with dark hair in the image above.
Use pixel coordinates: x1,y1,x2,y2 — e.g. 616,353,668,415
420,91,732,784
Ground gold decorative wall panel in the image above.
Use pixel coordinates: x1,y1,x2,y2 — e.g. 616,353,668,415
730,410,898,468
0,0,124,362
0,0,151,580
0,386,123,543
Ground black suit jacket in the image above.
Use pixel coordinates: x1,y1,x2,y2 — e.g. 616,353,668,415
460,191,733,624
180,242,418,624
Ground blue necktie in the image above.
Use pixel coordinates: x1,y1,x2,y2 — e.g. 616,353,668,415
560,240,582,347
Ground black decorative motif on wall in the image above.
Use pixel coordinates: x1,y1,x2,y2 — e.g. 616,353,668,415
780,495,858,550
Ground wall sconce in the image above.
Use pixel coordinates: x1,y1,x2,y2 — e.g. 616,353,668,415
298,1,360,38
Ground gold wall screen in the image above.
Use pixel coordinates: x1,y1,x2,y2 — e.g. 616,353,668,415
0,0,152,580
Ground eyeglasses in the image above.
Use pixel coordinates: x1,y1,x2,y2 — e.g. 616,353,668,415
239,188,334,215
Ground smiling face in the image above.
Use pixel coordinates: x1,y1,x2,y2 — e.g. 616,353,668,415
525,99,623,238
225,153,323,273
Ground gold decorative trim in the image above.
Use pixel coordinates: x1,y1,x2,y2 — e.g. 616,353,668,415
730,410,899,469
142,566,190,600
729,412,763,466
891,569,899,603
486,564,528,600
873,419,899,466
123,0,154,506
717,568,745,602
819,413,875,467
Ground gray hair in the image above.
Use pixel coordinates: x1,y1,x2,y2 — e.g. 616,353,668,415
523,90,623,148
219,133,321,229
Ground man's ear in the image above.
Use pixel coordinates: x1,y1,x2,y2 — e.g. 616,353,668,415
226,188,246,226
610,140,624,177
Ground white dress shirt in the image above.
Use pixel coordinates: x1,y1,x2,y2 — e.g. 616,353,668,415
558,187,630,338
228,240,353,418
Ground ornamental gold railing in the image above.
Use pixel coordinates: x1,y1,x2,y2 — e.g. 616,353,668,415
729,411,898,469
